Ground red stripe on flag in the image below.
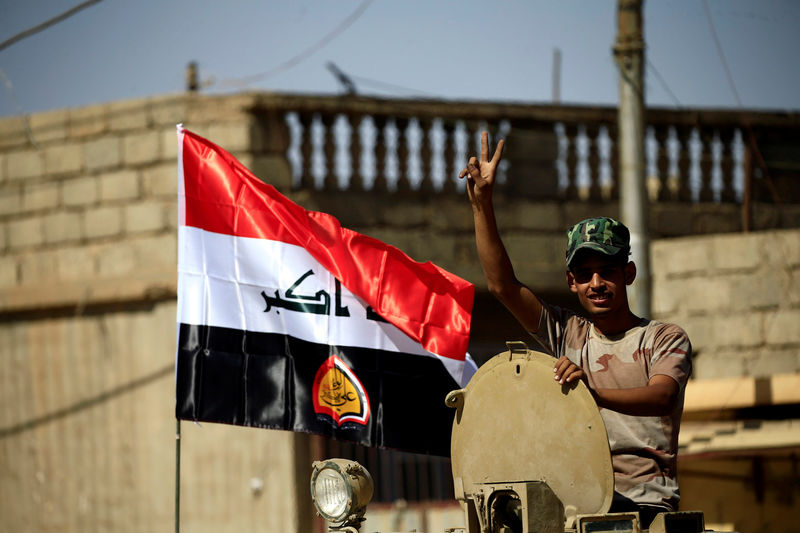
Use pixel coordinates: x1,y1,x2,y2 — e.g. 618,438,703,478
180,128,473,360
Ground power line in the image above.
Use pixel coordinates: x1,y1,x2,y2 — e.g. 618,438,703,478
214,0,374,90
702,0,743,107
0,0,103,54
646,59,682,108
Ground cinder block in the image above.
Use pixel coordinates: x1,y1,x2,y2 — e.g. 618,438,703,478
27,108,69,143
0,256,18,288
165,202,179,230
746,269,785,309
713,312,764,348
44,144,84,175
108,99,151,131
505,233,567,272
429,198,475,233
19,249,59,285
746,348,800,377
381,203,426,227
62,176,98,207
495,201,563,232
100,169,139,202
162,128,179,161
653,205,695,237
84,137,122,171
23,182,60,212
0,186,24,216
8,217,44,249
122,131,161,165
56,246,96,281
124,201,165,234
763,309,800,345
206,122,253,153
680,315,715,352
84,206,123,239
0,115,27,149
762,229,800,268
134,233,177,268
97,241,137,277
711,233,760,271
6,149,44,180
652,236,711,278
141,164,176,198
692,350,748,380
43,211,82,244
150,97,189,127
69,105,108,137
652,278,683,316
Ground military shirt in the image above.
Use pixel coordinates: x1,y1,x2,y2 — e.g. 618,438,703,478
531,300,692,511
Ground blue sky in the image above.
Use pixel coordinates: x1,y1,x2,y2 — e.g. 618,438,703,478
1,0,799,117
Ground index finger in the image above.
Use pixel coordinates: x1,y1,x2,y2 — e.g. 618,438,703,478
480,131,489,162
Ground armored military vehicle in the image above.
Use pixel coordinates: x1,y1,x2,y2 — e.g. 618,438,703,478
310,342,728,533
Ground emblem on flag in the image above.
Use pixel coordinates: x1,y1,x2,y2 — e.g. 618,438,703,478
312,356,371,427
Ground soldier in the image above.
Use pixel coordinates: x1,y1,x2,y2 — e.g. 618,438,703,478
460,132,692,526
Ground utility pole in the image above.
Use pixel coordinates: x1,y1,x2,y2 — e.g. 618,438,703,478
614,0,650,317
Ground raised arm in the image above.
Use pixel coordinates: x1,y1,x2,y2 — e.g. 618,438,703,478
459,132,543,333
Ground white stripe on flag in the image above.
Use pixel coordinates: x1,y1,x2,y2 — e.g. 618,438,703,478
178,225,449,361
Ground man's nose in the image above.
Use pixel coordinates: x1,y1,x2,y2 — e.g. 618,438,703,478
589,272,604,288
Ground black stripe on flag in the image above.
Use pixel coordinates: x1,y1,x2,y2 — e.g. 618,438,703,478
176,323,459,456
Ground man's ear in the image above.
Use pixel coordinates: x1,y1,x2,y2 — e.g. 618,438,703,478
566,270,578,293
624,261,637,285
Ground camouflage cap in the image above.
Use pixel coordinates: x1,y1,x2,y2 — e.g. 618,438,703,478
565,217,630,268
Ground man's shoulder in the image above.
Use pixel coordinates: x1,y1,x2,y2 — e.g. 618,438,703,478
642,319,691,345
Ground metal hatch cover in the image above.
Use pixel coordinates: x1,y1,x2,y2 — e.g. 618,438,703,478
449,345,614,516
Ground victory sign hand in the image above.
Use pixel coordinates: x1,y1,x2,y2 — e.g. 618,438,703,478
459,131,505,207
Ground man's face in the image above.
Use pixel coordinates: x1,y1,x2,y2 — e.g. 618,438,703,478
566,252,636,318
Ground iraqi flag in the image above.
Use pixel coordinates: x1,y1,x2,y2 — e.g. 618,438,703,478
175,126,475,456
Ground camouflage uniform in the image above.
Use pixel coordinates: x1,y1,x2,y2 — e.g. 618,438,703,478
534,217,692,512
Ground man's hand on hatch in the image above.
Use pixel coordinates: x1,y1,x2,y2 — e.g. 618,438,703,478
553,355,585,386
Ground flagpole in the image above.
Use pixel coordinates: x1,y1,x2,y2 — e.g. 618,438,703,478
175,418,181,533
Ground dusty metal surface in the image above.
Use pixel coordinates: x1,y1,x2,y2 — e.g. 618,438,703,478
449,345,614,517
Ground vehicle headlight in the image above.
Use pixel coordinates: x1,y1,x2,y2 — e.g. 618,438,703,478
310,459,374,528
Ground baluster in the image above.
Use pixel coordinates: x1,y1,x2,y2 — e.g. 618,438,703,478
419,118,435,194
698,128,714,202
655,126,671,201
372,115,388,192
719,129,735,202
564,123,579,200
586,123,602,201
676,126,692,201
322,114,338,191
395,117,411,193
299,112,314,189
348,114,364,191
441,120,457,194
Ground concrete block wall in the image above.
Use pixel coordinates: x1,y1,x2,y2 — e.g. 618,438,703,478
0,93,308,533
652,228,800,379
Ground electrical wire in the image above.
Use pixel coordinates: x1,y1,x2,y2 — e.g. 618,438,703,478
646,58,682,108
0,0,103,53
702,0,743,107
214,0,374,90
